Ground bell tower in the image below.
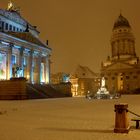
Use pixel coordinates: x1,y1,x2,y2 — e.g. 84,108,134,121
111,14,136,60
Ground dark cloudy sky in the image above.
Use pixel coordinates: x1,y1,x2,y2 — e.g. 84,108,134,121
1,0,140,74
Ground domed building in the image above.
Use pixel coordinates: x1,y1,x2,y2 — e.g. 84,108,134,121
101,14,140,93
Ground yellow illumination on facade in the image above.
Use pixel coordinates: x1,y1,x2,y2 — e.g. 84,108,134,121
27,75,30,80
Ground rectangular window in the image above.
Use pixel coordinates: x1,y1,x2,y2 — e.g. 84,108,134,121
133,76,137,79
126,76,129,79
5,23,8,30
112,77,115,80
13,26,16,31
0,21,2,30
11,55,16,64
22,57,26,66
1,21,4,30
9,25,12,31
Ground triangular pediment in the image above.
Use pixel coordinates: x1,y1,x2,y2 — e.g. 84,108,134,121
105,62,135,70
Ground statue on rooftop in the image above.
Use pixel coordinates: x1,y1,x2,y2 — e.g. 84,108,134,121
7,1,14,11
7,1,20,13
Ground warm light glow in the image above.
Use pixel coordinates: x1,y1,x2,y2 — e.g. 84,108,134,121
7,1,14,10
0,53,6,80
72,84,78,96
27,74,30,79
41,63,45,83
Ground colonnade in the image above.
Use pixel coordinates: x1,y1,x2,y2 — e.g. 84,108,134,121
4,43,50,84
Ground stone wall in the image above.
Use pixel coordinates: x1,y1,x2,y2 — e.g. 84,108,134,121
0,78,27,100
51,82,72,97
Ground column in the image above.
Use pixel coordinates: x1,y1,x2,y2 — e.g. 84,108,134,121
19,47,24,67
44,55,51,84
132,41,136,56
7,43,13,79
37,52,41,83
117,41,120,59
19,47,24,77
29,50,34,83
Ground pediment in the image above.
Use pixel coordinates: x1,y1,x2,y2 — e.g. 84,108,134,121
105,62,134,70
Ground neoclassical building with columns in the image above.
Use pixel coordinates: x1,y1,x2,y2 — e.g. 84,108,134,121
0,2,51,84
101,14,140,93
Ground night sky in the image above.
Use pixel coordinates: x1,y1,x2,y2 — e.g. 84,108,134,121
1,0,140,74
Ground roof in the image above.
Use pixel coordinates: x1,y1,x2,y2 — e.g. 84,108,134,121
102,61,140,71
73,65,99,78
113,14,131,29
0,9,39,33
6,31,50,49
0,9,27,26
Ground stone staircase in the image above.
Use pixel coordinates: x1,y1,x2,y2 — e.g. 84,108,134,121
26,83,72,99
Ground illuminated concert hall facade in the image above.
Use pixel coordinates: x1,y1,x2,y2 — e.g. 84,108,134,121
0,2,51,83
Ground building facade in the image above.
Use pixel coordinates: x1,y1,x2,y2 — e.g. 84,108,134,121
0,2,51,83
101,14,140,93
51,72,70,84
70,65,100,96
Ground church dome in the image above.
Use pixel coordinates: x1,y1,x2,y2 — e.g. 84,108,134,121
113,14,131,29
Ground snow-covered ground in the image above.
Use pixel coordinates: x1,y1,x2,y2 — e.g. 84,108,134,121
0,95,140,140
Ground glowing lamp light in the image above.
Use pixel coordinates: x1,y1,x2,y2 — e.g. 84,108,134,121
27,75,30,79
